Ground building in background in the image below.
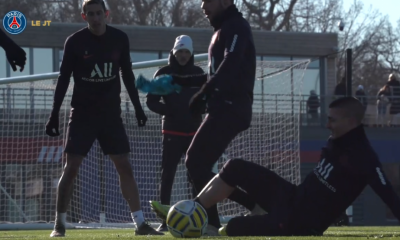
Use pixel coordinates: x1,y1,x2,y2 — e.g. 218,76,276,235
0,22,337,97
6,22,400,227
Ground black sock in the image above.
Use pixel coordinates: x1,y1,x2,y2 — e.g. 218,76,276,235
206,205,221,228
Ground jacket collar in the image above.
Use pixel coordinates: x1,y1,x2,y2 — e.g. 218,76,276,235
328,124,367,148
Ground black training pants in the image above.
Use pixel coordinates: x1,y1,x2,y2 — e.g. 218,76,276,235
160,134,195,205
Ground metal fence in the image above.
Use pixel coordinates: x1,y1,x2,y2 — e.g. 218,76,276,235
300,95,400,128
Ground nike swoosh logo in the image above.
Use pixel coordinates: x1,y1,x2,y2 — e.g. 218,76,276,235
83,55,93,59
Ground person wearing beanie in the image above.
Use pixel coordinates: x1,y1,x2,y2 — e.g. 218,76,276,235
146,35,204,232
172,35,194,65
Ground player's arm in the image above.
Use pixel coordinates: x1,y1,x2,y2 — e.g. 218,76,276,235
0,29,13,47
367,162,400,222
119,33,147,126
120,34,143,110
45,37,74,136
200,23,249,94
0,29,26,72
51,37,74,117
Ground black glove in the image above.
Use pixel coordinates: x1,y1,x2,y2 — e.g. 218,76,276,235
4,43,26,72
45,114,60,137
135,108,148,127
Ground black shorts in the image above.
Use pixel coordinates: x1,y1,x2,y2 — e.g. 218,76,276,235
64,118,131,156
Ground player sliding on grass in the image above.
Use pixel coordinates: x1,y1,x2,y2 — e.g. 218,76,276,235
152,97,400,236
150,0,263,235
45,0,162,237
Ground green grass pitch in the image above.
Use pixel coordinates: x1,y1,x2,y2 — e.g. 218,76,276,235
1,227,400,239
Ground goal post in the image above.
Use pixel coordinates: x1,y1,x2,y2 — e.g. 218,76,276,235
0,53,310,230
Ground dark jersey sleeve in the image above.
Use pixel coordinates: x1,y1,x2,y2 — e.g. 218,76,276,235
0,29,13,48
51,36,74,116
367,161,400,222
203,23,250,93
119,33,142,110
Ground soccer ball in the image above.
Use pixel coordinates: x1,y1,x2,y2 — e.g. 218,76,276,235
166,200,208,238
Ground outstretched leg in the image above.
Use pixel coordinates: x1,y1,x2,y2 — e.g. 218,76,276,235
197,174,235,208
198,158,295,212
185,115,256,229
197,159,298,237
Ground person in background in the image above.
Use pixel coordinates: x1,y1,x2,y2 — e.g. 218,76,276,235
386,74,400,127
306,90,320,126
355,85,368,124
334,77,346,97
376,84,390,127
146,35,205,232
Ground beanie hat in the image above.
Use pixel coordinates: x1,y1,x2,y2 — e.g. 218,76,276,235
172,35,193,55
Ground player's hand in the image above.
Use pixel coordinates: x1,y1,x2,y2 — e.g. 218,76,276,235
189,91,207,115
45,115,60,137
4,43,26,72
135,108,148,127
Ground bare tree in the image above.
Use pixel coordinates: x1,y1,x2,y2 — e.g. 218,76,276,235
130,0,162,25
56,0,83,23
168,0,208,27
106,0,137,25
0,0,57,21
290,0,342,33
241,0,298,30
289,0,399,95
148,0,169,26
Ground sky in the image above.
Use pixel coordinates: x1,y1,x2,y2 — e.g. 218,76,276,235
343,0,399,27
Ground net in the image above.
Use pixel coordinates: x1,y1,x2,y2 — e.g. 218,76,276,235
0,58,310,228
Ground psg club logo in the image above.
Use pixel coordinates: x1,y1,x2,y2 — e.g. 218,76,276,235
3,11,27,35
